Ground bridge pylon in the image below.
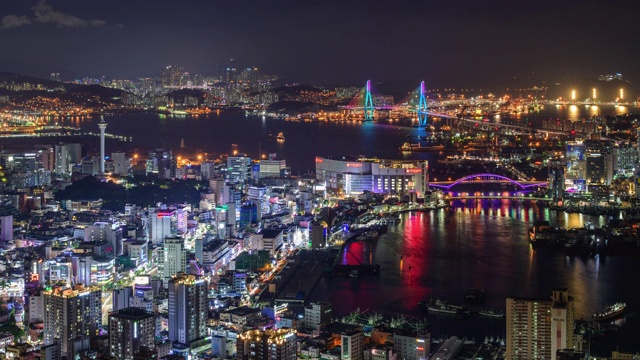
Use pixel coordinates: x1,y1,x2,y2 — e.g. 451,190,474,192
418,81,428,127
364,80,374,121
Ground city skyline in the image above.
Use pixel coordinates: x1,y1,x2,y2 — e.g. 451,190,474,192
2,0,640,87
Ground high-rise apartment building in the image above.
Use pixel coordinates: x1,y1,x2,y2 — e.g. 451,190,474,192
108,307,156,360
168,273,208,345
236,328,297,360
341,329,364,360
162,65,186,88
43,285,102,358
551,289,575,358
162,237,187,282
506,288,575,360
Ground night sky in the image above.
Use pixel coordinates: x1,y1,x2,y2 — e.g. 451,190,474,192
1,0,639,87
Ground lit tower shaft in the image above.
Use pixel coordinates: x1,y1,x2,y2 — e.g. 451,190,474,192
98,118,108,174
364,80,374,121
418,81,428,127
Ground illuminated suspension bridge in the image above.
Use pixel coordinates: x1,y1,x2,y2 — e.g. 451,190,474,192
344,80,538,133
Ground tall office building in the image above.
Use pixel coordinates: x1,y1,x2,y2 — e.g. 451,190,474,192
259,157,286,178
247,186,269,219
112,152,129,176
149,208,175,244
43,285,102,358
168,273,208,345
227,156,252,183
236,328,297,360
585,140,614,186
0,215,13,242
109,307,156,360
548,160,566,205
506,288,575,360
84,221,124,257
162,237,187,282
66,143,82,165
54,144,70,175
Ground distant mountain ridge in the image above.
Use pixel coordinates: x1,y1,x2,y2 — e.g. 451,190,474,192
0,72,128,104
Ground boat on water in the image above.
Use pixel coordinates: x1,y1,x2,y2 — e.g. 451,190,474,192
276,132,285,141
426,300,463,315
593,302,626,321
399,142,444,152
479,309,505,318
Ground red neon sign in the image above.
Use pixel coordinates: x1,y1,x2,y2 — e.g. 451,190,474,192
346,163,362,168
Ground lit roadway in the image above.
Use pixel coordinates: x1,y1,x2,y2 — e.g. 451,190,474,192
101,265,159,325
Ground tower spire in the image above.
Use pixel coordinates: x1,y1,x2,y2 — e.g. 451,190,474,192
364,80,374,121
418,81,428,127
98,116,108,174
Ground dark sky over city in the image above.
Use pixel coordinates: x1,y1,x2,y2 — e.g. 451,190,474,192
1,0,639,87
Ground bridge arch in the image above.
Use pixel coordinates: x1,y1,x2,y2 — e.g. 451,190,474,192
430,173,547,190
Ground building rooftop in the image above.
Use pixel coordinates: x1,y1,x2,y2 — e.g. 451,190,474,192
110,307,154,320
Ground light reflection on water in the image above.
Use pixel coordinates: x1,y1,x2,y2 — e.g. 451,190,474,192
312,200,640,355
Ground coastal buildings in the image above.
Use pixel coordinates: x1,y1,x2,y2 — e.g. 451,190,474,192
315,157,428,197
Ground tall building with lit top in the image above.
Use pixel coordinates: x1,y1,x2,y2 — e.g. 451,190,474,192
236,328,297,360
168,273,208,345
109,307,156,360
149,208,176,244
43,285,102,359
